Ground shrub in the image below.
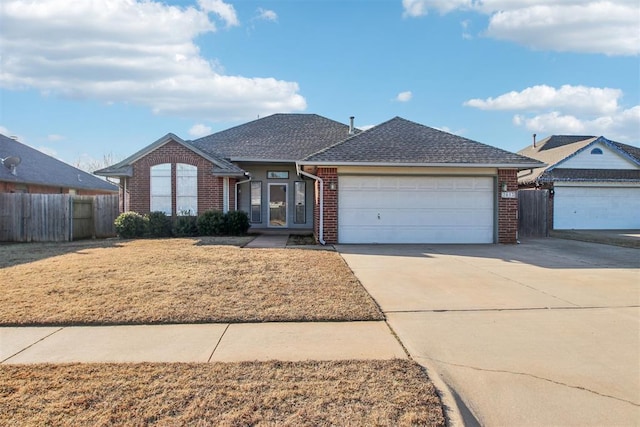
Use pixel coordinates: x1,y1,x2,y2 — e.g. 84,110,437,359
197,210,227,236
146,211,173,237
114,211,148,239
226,210,250,235
175,215,198,237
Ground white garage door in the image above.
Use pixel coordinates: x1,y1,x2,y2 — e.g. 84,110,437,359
338,175,495,244
554,186,640,229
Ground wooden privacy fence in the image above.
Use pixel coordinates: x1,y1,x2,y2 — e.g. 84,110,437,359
0,194,119,242
518,189,549,238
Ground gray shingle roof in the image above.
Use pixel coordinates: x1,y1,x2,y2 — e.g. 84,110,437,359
613,141,640,163
0,134,118,192
192,114,357,161
303,117,543,167
539,168,640,182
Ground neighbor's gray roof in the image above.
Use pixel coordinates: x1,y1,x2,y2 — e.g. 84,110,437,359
517,135,640,185
301,117,543,168
0,134,118,192
538,168,640,183
192,113,358,162
94,133,246,177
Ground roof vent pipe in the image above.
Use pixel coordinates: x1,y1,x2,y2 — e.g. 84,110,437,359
349,116,355,135
532,133,537,148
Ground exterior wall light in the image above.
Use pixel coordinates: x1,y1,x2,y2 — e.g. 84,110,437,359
329,182,337,191
501,181,508,192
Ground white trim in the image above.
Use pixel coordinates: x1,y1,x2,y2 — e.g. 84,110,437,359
223,177,229,213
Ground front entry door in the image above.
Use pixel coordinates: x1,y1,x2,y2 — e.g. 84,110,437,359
268,184,287,227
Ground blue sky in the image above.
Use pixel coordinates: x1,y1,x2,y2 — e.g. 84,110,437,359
1,0,638,170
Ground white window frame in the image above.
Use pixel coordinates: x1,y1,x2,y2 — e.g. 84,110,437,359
150,163,172,215
176,163,197,216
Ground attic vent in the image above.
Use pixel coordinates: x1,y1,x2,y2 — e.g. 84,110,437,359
590,148,603,155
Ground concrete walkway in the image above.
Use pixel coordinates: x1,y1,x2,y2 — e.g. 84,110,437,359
1,321,406,364
244,234,289,248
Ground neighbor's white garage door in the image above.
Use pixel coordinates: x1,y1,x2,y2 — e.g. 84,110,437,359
554,185,640,229
338,175,495,244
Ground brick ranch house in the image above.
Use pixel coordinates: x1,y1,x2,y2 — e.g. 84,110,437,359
96,114,542,244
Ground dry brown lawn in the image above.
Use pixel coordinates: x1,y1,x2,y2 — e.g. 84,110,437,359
0,238,383,325
0,360,445,426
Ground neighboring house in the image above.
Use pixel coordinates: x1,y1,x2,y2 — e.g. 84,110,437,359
518,135,640,230
96,114,542,244
0,134,118,195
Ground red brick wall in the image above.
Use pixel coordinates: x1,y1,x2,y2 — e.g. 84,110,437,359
314,167,338,244
128,141,224,215
498,169,518,243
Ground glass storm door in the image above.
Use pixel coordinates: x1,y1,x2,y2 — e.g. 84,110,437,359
268,184,287,227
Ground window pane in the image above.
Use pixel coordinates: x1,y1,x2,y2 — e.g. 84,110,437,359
267,171,289,179
250,181,262,223
150,163,171,215
294,181,305,224
177,163,197,215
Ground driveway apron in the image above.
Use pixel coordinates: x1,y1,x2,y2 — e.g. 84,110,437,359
338,239,640,427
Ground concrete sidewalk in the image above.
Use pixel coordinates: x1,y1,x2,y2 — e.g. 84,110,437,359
0,321,406,364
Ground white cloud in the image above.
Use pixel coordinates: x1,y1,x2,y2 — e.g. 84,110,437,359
0,0,306,121
513,107,640,142
197,0,239,27
466,84,640,142
402,0,639,56
461,19,472,39
436,125,466,135
396,91,413,102
402,0,470,17
464,85,622,116
188,123,213,138
256,8,278,22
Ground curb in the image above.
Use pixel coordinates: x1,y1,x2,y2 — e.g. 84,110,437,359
413,355,478,427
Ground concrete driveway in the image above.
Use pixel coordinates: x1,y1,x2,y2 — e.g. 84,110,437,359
338,238,640,426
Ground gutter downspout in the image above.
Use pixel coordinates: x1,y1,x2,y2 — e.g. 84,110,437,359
296,164,325,245
234,174,251,211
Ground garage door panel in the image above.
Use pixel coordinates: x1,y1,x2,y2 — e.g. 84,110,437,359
554,186,640,229
338,176,495,244
340,225,494,244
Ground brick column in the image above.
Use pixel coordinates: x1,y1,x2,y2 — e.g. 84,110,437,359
497,169,518,244
314,167,338,244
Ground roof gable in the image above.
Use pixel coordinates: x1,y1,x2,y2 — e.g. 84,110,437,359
517,135,640,185
553,137,639,170
95,133,245,177
302,117,543,167
0,134,118,192
191,113,356,162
